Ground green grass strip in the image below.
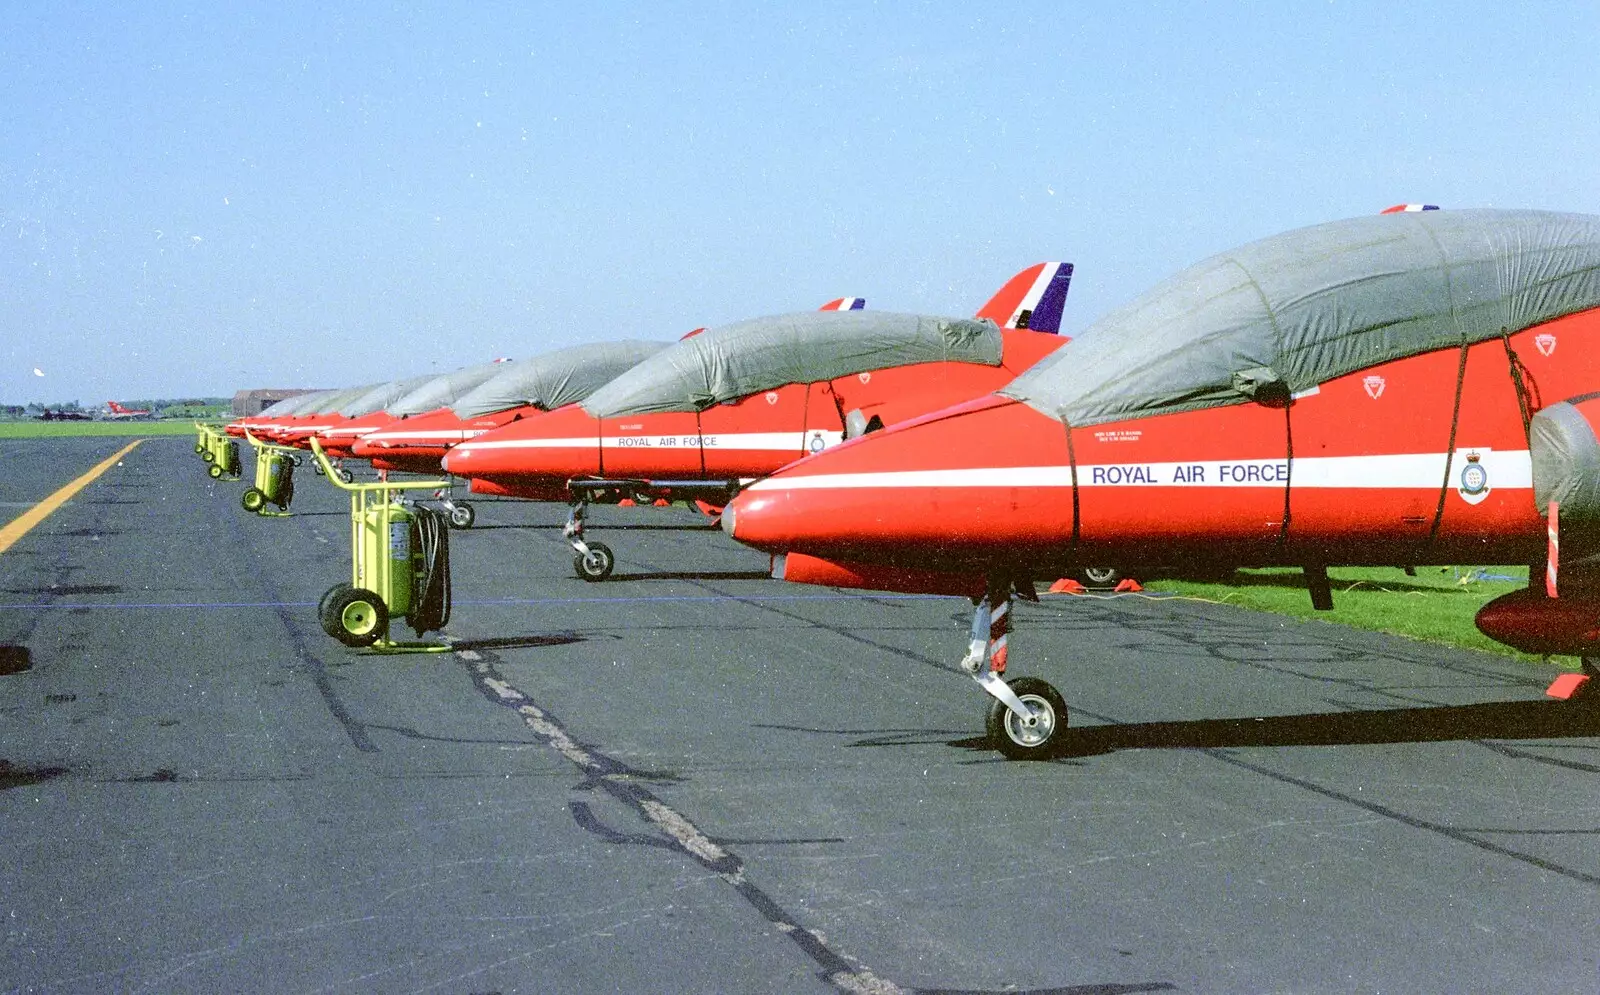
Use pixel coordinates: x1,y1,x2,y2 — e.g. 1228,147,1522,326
0,421,205,438
1145,565,1573,670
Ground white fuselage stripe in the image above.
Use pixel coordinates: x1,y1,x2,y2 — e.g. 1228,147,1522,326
362,429,482,442
456,431,845,453
744,450,1533,491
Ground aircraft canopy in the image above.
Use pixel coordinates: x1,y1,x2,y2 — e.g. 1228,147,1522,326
338,376,438,418
581,311,1003,418
305,385,383,416
258,391,333,417
452,341,670,419
1003,209,1600,427
386,362,512,417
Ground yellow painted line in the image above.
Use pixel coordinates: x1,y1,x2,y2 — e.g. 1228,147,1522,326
0,439,145,555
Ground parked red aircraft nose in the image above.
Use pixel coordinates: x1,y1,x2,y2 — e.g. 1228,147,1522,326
354,341,668,473
311,375,439,457
726,208,1600,758
443,264,1074,579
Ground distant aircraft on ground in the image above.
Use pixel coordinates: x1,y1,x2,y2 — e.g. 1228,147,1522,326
722,208,1600,758
105,401,153,420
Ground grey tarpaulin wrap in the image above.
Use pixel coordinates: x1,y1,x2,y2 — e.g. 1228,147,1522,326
304,385,384,416
581,311,1003,418
258,391,332,417
1002,209,1600,427
386,362,513,417
451,341,670,419
338,376,438,418
1530,401,1600,525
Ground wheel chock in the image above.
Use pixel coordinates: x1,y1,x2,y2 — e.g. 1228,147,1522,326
1546,673,1591,700
652,498,670,507
1047,578,1087,595
618,498,636,507
1113,578,1144,593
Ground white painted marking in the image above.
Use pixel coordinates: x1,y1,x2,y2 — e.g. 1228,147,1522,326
746,450,1533,492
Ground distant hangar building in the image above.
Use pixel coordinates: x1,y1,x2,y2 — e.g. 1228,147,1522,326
232,388,319,417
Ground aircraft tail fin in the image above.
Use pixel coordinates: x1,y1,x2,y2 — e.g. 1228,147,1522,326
818,297,867,311
974,262,1072,333
1380,204,1441,214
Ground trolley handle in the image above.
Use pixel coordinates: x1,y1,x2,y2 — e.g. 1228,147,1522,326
309,438,453,494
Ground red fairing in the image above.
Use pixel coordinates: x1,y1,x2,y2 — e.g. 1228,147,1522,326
353,405,535,465
775,552,984,598
728,310,1600,578
442,403,602,481
316,411,400,457
728,395,1074,571
463,476,569,501
1475,588,1600,656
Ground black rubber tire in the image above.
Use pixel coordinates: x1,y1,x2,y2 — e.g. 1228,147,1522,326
327,587,388,647
448,502,476,529
207,463,224,479
985,676,1068,760
574,541,615,582
1078,567,1121,589
241,488,266,512
202,450,215,463
318,583,355,637
338,468,354,484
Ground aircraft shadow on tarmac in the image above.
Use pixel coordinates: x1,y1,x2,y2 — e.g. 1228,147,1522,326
447,633,590,652
947,697,1600,761
472,523,722,532
605,569,772,582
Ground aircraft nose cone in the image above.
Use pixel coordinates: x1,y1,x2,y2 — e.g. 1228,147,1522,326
725,394,1071,568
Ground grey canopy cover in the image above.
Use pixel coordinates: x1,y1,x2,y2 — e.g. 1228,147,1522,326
451,341,670,419
1003,209,1600,427
304,385,384,416
258,391,332,417
581,311,1003,418
385,362,514,417
338,376,438,418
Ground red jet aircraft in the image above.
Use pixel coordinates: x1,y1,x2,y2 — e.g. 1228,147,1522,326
352,301,870,475
723,208,1600,758
348,341,675,476
442,263,1075,579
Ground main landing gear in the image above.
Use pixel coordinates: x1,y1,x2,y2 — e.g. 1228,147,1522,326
963,578,1068,759
561,479,736,582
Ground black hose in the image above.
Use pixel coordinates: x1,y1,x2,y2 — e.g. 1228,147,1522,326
407,506,452,636
271,455,295,510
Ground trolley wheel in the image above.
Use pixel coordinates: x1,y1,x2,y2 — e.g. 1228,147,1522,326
195,443,204,453
327,587,388,647
241,488,266,512
573,541,615,582
207,463,224,478
318,583,355,637
448,502,476,529
313,462,326,476
202,450,215,463
1078,566,1121,589
985,676,1068,760
338,468,354,484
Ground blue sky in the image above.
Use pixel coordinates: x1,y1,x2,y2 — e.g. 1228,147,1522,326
3,2,1598,403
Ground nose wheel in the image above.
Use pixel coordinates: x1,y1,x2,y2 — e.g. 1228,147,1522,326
984,676,1067,759
964,579,1068,759
565,498,615,581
